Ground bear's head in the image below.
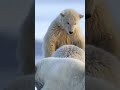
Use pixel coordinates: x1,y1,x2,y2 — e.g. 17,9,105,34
85,0,104,19
59,9,83,35
85,0,96,19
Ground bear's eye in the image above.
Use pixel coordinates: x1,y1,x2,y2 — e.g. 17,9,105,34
67,22,70,24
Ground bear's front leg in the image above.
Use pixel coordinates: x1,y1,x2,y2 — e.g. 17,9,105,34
43,41,56,57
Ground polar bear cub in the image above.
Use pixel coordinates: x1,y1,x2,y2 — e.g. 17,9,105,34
43,9,85,57
35,57,85,90
52,45,85,62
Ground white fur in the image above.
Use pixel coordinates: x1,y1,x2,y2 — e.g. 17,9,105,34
35,57,85,90
52,45,85,62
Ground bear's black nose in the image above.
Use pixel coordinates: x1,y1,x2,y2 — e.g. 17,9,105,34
69,31,73,34
85,13,91,19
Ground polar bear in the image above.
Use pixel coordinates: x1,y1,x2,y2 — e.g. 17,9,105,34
52,45,85,62
86,45,120,88
43,9,85,57
35,57,85,90
86,0,120,59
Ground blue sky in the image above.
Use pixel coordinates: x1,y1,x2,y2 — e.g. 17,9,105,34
35,0,85,41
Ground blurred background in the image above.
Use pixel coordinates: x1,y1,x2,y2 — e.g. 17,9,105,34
0,0,33,89
35,0,85,62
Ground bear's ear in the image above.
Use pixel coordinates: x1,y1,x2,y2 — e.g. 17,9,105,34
79,14,84,18
60,13,65,17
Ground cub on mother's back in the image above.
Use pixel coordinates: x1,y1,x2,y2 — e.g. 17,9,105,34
43,9,85,57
